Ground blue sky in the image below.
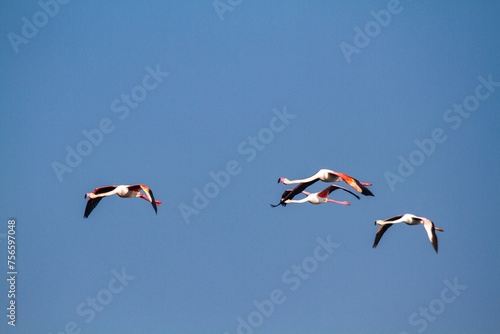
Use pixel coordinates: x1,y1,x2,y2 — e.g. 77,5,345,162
1,1,500,333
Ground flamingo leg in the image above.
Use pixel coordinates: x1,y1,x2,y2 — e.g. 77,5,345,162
138,193,162,205
138,193,150,202
326,199,350,205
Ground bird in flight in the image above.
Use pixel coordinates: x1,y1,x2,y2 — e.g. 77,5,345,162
271,184,360,207
372,214,444,253
84,184,161,218
277,169,373,197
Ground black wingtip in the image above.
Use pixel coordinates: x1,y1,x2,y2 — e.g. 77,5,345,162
363,188,374,197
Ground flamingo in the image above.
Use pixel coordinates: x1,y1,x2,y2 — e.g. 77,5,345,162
271,184,360,207
84,184,161,218
372,214,444,253
278,169,373,196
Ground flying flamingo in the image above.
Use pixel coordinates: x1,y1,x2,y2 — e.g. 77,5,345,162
278,169,374,196
271,184,360,207
372,214,444,253
84,184,161,218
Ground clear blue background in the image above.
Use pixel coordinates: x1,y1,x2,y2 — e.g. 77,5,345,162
1,1,499,333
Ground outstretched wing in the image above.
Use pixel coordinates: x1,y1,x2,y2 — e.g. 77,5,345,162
325,185,360,199
84,197,104,218
93,186,117,195
372,224,393,248
271,179,319,207
334,172,374,196
137,184,158,214
423,220,439,254
83,186,116,218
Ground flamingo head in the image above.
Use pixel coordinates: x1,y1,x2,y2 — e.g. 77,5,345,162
85,192,95,199
278,177,289,184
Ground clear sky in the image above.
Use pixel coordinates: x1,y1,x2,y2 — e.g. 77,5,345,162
1,1,500,333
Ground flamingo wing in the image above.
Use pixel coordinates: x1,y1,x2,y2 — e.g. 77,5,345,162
135,184,158,214
325,185,360,200
372,224,393,248
271,179,318,207
423,221,439,253
83,186,116,218
93,186,117,195
146,187,158,214
84,197,104,218
334,172,374,196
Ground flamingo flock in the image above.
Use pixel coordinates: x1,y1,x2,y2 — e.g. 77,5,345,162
82,168,443,254
269,168,443,253
272,169,371,207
